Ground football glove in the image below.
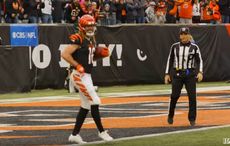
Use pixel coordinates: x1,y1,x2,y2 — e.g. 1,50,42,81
76,64,85,75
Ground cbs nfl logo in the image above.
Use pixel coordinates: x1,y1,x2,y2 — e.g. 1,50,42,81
223,138,230,144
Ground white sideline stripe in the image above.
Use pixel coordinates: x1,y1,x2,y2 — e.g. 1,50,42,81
0,86,230,103
101,86,230,97
0,130,12,134
0,96,79,103
78,124,230,146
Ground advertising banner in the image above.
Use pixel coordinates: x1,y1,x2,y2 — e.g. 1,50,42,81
1,24,230,93
10,24,38,46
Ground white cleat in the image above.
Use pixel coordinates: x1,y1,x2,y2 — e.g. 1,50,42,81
98,130,114,141
68,134,87,144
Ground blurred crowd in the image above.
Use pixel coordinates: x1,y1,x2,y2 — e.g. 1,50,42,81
0,0,229,25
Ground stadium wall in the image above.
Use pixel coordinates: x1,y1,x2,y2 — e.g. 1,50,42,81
0,24,230,93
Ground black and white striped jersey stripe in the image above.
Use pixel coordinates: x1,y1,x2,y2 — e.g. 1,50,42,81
165,42,203,74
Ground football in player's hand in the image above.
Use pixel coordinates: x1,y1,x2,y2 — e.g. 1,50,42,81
94,46,110,60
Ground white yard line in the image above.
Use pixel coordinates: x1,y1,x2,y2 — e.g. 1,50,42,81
77,124,230,146
0,86,230,104
0,96,78,103
0,130,13,134
100,86,230,97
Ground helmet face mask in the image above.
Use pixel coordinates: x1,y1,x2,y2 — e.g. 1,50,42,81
84,25,97,37
79,15,96,38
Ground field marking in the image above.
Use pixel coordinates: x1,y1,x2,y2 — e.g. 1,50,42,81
0,86,230,145
0,86,229,103
1,109,229,130
82,124,230,146
0,130,12,134
101,86,230,98
0,96,78,103
0,135,44,139
0,94,230,130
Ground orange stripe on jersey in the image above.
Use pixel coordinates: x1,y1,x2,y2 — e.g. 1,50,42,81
75,34,82,44
69,33,83,44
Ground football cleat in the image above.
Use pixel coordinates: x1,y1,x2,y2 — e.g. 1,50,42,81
98,130,113,141
68,134,87,144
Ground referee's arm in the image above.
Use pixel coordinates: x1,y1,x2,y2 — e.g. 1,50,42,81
165,45,175,74
195,45,203,73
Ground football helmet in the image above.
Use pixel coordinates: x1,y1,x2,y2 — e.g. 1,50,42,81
79,14,96,37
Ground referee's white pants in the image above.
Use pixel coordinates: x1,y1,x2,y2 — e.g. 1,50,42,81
70,70,101,110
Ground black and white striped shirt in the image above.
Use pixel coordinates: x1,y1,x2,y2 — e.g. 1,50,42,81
165,42,203,74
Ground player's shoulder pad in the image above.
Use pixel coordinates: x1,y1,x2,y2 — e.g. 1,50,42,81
69,33,83,45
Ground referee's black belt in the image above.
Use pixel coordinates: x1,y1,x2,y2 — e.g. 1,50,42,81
174,68,194,72
174,68,195,76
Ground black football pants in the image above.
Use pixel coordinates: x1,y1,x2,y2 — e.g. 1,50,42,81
168,71,197,122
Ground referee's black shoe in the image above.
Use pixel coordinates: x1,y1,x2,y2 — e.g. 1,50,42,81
189,121,196,126
167,117,173,124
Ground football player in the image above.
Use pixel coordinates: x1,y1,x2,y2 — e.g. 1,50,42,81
61,14,112,144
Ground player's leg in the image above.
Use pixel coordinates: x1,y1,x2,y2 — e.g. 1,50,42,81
68,71,92,144
72,107,89,135
81,73,113,141
91,104,113,141
68,106,89,144
91,104,104,132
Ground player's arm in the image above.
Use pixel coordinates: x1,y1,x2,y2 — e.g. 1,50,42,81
61,44,80,68
62,33,83,67
62,33,85,74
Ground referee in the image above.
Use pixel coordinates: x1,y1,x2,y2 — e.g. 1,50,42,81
164,27,203,126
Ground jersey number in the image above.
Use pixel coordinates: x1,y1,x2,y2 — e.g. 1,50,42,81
88,47,95,64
